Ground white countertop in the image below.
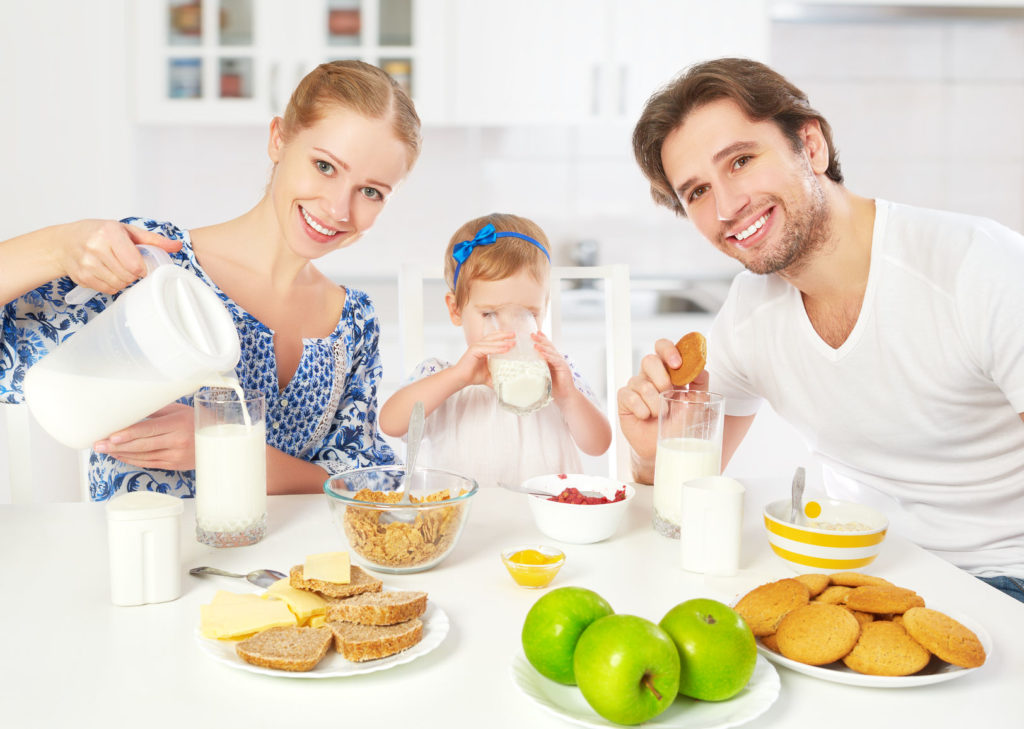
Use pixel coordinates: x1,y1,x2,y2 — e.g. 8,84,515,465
2,481,1021,728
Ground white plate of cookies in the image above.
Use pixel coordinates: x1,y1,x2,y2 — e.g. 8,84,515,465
734,571,992,688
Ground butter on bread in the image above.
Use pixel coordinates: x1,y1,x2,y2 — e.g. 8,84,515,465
263,578,328,624
303,551,351,584
200,590,297,640
290,563,382,599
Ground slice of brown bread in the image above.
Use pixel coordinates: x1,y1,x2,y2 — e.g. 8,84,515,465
289,563,382,599
325,591,428,626
236,626,333,672
329,618,424,662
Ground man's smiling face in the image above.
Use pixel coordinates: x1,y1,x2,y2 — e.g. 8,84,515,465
661,98,831,276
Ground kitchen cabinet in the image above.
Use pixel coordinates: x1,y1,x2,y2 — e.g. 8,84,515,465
132,0,447,124
444,0,770,124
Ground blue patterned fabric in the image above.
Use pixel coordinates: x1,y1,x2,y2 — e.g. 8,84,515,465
1,217,394,500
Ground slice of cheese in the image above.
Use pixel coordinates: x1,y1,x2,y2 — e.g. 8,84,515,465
200,590,297,640
263,578,328,624
303,551,351,584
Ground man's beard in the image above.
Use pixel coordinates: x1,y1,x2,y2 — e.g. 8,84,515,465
738,178,831,277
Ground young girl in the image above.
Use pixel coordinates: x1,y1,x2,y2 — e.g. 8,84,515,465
0,61,420,499
379,213,612,488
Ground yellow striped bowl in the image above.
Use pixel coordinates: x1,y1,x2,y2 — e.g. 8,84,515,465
763,498,888,572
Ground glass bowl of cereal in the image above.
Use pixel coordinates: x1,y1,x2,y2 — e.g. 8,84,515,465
323,466,478,574
763,497,888,572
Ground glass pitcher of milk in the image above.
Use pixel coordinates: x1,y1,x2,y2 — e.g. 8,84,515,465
23,260,241,449
485,305,552,416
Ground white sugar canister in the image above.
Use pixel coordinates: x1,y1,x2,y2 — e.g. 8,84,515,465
106,491,184,606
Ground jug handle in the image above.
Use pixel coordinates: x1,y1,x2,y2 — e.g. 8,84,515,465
65,245,173,306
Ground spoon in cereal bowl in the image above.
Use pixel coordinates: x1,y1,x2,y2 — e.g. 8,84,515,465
790,466,807,525
381,401,424,525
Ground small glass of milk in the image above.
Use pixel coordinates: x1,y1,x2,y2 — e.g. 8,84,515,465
652,390,724,539
484,305,552,416
194,387,267,547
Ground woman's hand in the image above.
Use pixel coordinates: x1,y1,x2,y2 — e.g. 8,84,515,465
531,331,576,402
93,403,196,471
58,220,180,295
450,330,515,387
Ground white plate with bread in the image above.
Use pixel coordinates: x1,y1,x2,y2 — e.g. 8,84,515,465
196,601,449,678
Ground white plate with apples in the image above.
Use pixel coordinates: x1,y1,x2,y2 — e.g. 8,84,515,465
511,653,779,729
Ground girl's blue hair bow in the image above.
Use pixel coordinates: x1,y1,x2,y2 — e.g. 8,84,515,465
452,223,550,291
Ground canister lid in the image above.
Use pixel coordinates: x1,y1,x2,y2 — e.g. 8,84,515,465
106,491,184,521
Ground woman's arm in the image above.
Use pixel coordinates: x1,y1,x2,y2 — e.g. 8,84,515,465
0,220,178,304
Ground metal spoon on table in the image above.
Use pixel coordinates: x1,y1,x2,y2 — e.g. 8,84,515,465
189,566,286,588
382,401,425,524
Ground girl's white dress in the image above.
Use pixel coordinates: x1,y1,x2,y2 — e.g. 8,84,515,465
408,357,600,489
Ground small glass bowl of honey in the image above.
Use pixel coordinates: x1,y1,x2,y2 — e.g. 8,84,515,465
501,545,565,588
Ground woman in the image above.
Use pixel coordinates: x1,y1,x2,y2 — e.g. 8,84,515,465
0,60,421,499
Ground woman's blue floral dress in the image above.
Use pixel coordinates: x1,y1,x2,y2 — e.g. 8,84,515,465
0,217,395,500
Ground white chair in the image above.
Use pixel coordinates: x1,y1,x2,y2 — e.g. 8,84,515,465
397,263,633,481
2,402,91,503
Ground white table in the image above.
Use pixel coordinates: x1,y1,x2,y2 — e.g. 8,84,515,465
1,481,1021,728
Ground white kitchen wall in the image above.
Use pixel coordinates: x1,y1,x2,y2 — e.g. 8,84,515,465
3,2,1023,502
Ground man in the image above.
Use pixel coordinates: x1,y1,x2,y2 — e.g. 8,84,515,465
618,57,1024,602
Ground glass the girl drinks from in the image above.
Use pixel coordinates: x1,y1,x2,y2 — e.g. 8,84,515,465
485,305,552,416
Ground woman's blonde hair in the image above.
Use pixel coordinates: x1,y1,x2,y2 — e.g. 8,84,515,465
444,213,551,310
280,60,422,168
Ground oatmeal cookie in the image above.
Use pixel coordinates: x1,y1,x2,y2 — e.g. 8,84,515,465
902,607,986,668
814,585,854,605
842,620,931,676
734,578,811,637
844,585,925,614
829,572,891,588
775,603,861,666
794,573,831,597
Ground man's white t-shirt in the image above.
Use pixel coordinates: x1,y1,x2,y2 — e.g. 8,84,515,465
709,200,1024,578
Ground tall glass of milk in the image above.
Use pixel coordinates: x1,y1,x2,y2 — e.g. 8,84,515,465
485,305,552,416
194,387,266,547
653,390,724,539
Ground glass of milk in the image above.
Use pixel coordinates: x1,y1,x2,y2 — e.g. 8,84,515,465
194,387,267,547
653,390,724,539
485,305,552,416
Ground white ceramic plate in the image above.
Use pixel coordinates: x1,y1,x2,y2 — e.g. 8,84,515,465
511,653,780,729
195,602,449,678
756,608,992,688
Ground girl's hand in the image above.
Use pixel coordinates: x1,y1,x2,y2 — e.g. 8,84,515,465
93,403,196,471
532,332,576,402
450,330,515,387
59,220,180,295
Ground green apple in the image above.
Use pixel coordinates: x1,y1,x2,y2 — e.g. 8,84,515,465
521,586,613,684
659,598,757,701
573,614,681,725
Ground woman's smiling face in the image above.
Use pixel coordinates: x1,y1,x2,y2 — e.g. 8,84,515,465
267,104,410,259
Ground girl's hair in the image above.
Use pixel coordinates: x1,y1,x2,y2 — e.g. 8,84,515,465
444,213,551,310
280,60,422,168
633,57,842,217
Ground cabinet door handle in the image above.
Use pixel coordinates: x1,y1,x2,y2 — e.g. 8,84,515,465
591,64,602,117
